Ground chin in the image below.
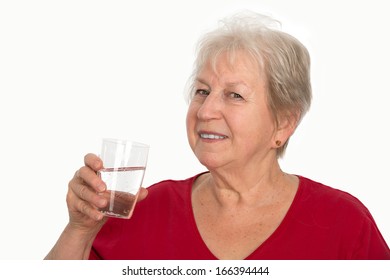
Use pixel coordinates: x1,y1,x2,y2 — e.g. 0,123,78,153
196,154,224,170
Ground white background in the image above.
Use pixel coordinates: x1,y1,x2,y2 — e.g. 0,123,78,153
0,0,389,259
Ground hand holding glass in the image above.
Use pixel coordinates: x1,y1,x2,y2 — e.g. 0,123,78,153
98,139,149,219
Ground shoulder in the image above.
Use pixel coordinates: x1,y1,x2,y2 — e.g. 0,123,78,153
295,176,390,259
146,173,203,193
138,172,207,204
147,175,196,190
297,176,370,214
293,176,376,231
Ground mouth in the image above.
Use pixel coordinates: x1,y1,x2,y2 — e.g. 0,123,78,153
199,132,228,140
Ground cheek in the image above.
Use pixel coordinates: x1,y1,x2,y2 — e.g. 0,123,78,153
234,110,274,141
185,105,195,129
185,105,197,145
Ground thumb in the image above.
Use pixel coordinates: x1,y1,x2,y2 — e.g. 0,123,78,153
137,187,148,202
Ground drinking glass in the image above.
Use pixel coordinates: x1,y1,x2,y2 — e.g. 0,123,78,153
97,138,149,219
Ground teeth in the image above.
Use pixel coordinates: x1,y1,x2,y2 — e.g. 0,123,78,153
200,133,226,139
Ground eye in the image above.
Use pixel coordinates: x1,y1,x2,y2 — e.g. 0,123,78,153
195,89,210,96
229,92,244,100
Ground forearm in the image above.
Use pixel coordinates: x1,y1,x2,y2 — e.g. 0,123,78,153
44,223,101,260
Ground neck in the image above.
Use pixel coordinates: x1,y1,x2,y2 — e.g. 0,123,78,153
199,158,291,208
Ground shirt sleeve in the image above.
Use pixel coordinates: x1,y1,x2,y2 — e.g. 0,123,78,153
351,212,390,259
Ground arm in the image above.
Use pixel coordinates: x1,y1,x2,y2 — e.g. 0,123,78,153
45,153,148,260
45,222,105,260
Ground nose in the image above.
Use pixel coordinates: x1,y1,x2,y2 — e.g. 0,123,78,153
196,92,223,121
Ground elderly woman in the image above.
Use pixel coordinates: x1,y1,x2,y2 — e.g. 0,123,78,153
46,13,389,260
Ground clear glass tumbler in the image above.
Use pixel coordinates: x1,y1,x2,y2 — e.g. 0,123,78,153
98,138,149,219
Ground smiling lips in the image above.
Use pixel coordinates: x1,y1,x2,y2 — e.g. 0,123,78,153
199,132,227,140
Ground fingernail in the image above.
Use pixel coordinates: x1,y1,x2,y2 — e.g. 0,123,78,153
95,161,103,170
98,199,107,207
97,183,106,192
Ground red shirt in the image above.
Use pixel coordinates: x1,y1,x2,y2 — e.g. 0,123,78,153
90,174,390,259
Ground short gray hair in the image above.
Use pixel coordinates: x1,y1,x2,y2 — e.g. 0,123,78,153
186,11,312,157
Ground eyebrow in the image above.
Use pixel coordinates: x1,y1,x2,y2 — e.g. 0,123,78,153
195,78,250,88
226,81,249,88
195,78,209,86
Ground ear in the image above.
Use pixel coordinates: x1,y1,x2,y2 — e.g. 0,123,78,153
273,112,300,148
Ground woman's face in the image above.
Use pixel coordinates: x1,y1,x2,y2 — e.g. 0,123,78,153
186,51,281,171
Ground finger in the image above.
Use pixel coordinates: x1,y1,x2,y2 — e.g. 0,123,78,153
137,187,148,202
76,166,106,193
67,186,106,221
84,153,103,172
75,197,105,221
71,181,107,209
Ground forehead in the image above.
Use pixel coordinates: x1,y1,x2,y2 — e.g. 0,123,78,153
196,50,265,85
